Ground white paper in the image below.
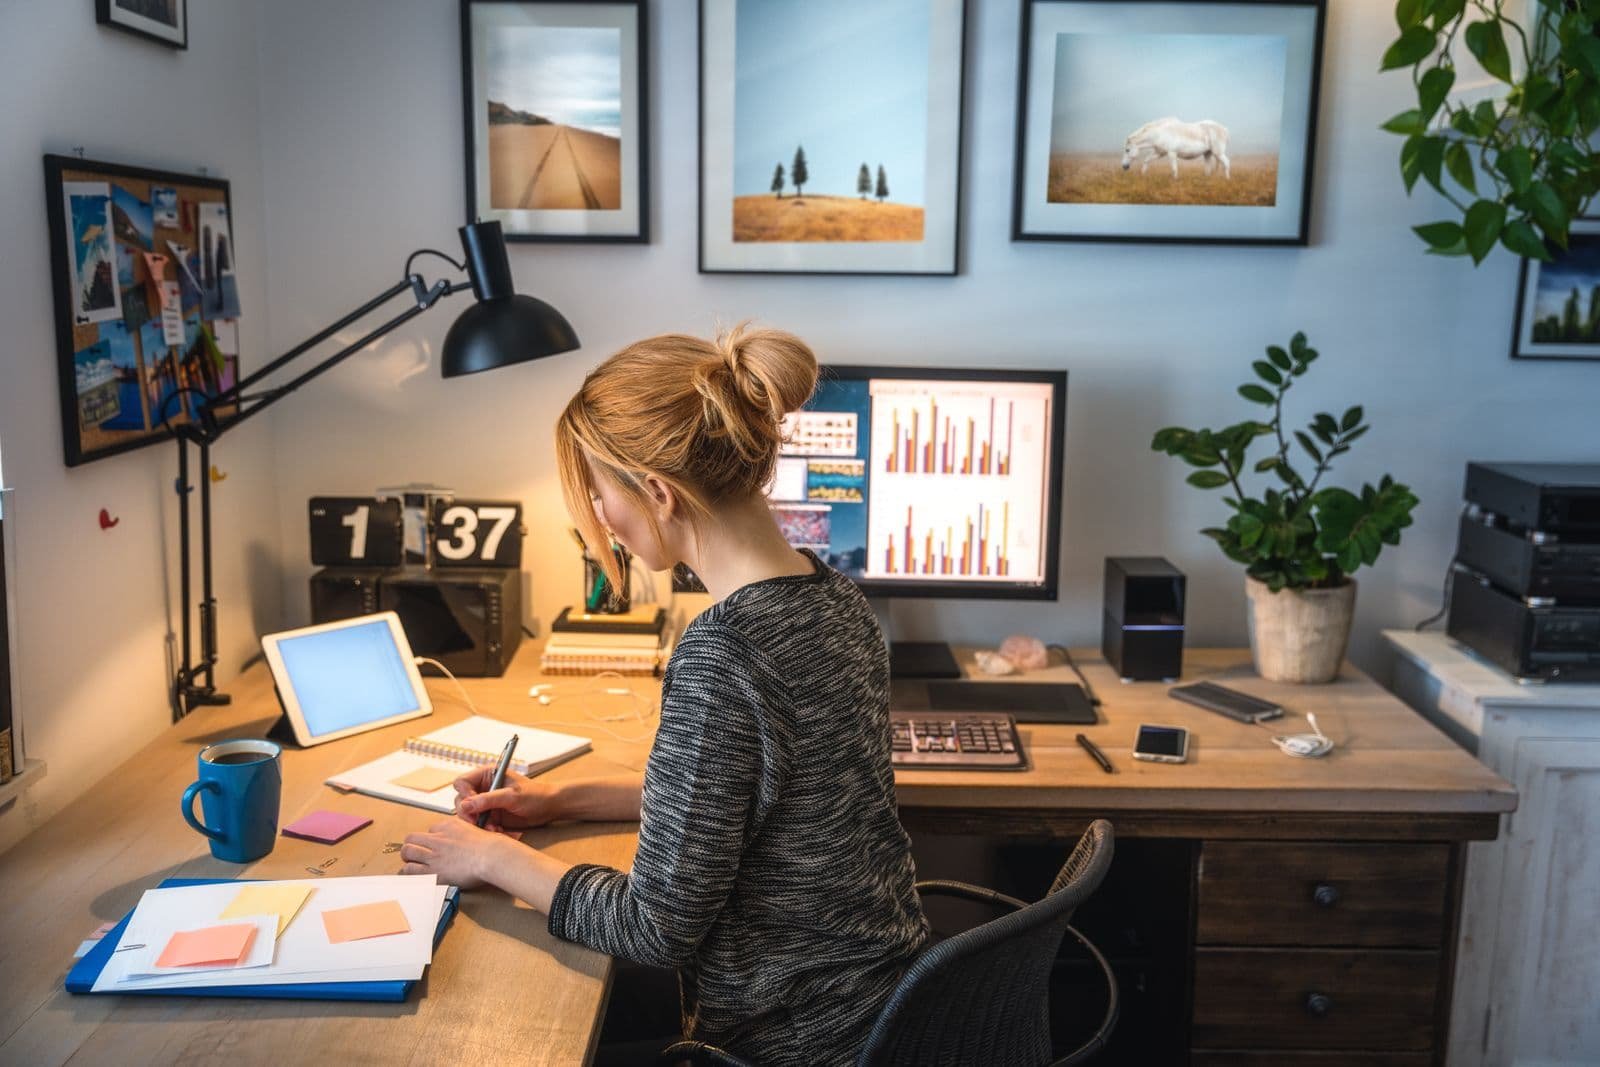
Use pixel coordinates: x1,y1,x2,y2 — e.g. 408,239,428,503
93,876,446,993
326,751,464,814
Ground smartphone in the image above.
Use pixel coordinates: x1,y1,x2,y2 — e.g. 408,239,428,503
1168,681,1285,724
1133,724,1189,764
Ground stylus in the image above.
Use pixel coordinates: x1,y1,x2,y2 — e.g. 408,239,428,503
476,736,519,829
1075,733,1115,775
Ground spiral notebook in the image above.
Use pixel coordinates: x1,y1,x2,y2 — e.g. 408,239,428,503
325,716,591,813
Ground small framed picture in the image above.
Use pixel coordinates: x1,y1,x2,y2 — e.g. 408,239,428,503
1512,219,1600,362
96,0,187,50
699,0,967,275
461,0,649,243
1013,0,1326,245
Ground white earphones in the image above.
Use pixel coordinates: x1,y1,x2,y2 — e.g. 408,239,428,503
1272,712,1334,758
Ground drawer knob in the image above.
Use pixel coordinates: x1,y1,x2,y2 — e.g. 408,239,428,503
1312,883,1341,908
1305,992,1333,1017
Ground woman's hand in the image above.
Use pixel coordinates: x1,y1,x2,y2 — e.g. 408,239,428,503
453,766,563,830
399,817,515,890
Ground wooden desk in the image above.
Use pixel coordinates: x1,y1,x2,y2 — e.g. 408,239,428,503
0,645,1512,1066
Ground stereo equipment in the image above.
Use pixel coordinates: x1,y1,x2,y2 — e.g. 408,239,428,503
309,567,393,625
1464,462,1600,538
378,567,521,677
1447,568,1600,682
1456,513,1600,603
1103,557,1185,682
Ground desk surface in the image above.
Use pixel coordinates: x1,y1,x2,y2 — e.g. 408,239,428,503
0,642,1513,1065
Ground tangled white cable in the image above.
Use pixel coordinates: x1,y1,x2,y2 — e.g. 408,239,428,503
1271,712,1334,758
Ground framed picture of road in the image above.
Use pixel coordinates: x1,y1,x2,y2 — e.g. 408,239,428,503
461,0,648,243
1012,0,1326,245
699,0,967,275
1510,218,1600,362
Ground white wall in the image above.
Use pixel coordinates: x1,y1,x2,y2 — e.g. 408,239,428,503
0,0,279,854
258,0,1599,669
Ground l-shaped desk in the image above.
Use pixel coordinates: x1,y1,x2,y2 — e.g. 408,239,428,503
0,645,1513,1065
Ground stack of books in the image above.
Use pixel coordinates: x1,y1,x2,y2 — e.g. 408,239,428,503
540,605,670,676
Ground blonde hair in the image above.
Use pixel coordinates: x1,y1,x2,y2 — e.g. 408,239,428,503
555,323,819,590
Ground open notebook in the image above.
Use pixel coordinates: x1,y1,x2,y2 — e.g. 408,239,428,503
326,716,591,814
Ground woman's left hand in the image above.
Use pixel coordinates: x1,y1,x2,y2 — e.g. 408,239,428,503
399,817,510,889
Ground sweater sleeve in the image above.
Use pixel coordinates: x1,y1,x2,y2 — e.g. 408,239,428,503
547,624,776,966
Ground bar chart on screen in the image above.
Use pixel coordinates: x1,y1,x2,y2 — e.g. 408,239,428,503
864,378,1052,585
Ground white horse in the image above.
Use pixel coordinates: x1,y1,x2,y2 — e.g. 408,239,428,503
1120,118,1231,179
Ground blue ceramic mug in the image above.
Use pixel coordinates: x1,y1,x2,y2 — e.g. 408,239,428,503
181,738,282,863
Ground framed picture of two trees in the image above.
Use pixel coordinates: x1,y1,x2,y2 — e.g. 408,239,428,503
698,0,967,275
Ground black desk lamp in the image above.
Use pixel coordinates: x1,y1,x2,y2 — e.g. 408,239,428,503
169,219,578,718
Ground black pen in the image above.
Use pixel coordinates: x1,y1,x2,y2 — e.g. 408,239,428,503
1076,733,1114,774
476,736,519,829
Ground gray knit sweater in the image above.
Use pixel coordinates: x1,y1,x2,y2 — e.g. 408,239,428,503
547,550,928,1065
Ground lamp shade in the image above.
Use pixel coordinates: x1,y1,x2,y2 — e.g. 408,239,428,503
441,220,580,377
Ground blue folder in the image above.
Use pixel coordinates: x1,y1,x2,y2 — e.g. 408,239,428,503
66,877,460,1002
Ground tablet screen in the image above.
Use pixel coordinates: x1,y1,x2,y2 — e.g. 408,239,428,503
274,617,423,739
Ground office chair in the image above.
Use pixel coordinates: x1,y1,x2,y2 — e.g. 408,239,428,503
661,819,1118,1067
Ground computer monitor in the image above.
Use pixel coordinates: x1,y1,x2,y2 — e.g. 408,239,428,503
769,366,1066,604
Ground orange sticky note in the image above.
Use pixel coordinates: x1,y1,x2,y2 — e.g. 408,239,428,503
155,923,258,968
321,900,411,944
391,766,458,793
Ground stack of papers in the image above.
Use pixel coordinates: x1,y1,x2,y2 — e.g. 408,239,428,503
92,875,448,993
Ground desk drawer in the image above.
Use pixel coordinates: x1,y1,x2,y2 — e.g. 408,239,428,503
1197,842,1449,947
1192,948,1438,1051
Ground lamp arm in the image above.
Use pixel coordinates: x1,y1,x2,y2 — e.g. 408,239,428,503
196,273,470,442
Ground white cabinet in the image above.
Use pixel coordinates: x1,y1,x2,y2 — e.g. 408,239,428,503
1385,631,1600,1067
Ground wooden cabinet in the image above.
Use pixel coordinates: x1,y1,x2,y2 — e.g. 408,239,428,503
1386,631,1600,1067
1191,842,1451,1059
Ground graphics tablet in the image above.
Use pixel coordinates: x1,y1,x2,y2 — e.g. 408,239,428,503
261,612,432,747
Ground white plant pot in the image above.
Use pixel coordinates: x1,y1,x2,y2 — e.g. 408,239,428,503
1244,576,1357,684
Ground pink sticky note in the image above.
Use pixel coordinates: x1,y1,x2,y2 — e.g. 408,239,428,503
282,810,373,844
155,923,258,968
321,900,411,944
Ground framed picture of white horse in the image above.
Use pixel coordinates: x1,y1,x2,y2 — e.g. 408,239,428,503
1012,0,1326,244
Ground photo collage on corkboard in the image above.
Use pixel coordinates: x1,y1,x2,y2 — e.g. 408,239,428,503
44,155,242,466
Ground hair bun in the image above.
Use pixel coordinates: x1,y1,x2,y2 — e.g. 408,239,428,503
717,323,819,421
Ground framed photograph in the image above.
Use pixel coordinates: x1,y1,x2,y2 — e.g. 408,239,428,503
95,0,187,49
1512,219,1600,362
461,0,648,243
44,155,241,467
1013,0,1326,245
699,0,967,275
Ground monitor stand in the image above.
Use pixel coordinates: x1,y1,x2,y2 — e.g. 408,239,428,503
889,640,962,679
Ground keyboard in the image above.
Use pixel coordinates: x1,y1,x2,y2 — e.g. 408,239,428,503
890,712,1027,770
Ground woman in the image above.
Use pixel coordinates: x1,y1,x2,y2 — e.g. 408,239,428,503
400,325,928,1065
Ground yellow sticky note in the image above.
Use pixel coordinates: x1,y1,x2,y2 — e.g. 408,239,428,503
391,766,458,793
321,899,411,944
220,884,313,938
155,923,257,968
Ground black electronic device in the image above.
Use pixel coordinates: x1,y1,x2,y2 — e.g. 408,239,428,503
1464,462,1600,538
378,566,521,677
889,712,1027,769
1447,567,1600,681
309,567,394,624
1456,511,1600,602
1132,724,1189,764
1102,557,1186,682
889,641,962,680
308,497,404,568
891,678,1096,724
430,498,524,568
1168,681,1284,724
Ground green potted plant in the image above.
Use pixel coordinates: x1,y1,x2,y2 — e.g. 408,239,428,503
1151,333,1420,683
1380,0,1600,263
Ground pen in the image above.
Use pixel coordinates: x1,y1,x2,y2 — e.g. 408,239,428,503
1076,733,1114,775
476,735,519,829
